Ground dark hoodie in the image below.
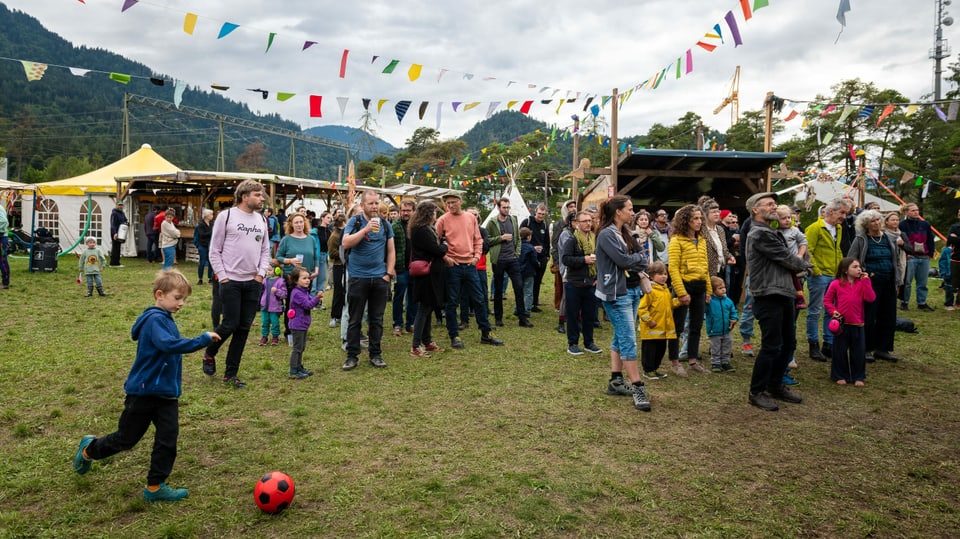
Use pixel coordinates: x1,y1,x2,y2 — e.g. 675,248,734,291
124,306,212,398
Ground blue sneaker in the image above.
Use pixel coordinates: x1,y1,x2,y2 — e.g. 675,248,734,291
782,373,799,386
73,435,95,475
143,483,189,502
567,345,584,356
583,343,602,354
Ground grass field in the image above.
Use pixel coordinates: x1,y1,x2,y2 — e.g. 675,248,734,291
0,255,958,538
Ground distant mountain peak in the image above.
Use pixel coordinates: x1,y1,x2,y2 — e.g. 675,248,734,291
302,126,397,159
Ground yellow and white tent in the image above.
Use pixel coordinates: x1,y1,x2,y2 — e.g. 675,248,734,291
22,144,181,256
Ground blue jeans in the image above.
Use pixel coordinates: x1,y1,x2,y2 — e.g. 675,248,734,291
492,259,526,322
392,270,418,329
197,245,213,281
445,264,492,338
904,257,931,306
739,275,754,341
460,269,487,323
602,294,639,361
313,253,329,294
85,274,103,294
805,274,834,345
521,277,534,318
161,246,176,270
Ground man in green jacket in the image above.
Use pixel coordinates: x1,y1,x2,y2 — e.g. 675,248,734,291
486,197,532,328
803,199,848,361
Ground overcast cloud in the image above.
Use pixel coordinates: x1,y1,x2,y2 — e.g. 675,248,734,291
1,0,950,149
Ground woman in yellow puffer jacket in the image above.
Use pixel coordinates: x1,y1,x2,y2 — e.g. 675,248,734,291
667,204,713,376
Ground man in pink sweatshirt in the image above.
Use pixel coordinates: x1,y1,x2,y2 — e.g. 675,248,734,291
203,180,273,388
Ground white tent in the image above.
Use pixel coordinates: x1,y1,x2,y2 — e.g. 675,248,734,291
21,144,181,256
775,177,901,213
481,180,532,229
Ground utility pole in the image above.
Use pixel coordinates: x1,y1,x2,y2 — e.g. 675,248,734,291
763,91,774,191
609,88,619,198
571,115,580,207
932,0,954,101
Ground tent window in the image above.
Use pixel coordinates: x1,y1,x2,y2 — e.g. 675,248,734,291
78,200,103,244
36,198,59,239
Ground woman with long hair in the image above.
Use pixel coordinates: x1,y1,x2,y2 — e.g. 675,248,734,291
698,196,733,278
849,209,901,362
667,204,712,376
274,213,319,344
408,201,449,357
594,195,652,412
631,210,664,265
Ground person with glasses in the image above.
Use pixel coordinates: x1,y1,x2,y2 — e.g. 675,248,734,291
560,211,602,355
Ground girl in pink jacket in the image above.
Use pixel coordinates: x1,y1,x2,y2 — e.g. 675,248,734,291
824,257,876,386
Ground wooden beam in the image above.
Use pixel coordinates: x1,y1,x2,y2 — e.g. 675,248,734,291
590,168,766,179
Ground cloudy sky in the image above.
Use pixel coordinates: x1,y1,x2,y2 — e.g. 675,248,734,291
2,0,951,149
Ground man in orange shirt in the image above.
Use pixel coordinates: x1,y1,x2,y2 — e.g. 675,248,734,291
436,193,504,350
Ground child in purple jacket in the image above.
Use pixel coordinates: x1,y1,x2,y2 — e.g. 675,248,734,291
287,267,323,379
259,267,287,346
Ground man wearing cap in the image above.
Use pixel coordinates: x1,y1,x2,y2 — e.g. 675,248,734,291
744,191,813,411
109,202,128,267
436,193,504,349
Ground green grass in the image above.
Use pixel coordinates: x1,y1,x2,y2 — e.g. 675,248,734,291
0,255,958,538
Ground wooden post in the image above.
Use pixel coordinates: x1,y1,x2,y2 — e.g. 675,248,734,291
572,117,580,207
610,88,619,197
763,91,774,191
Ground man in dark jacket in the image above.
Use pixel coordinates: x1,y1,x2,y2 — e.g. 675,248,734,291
109,202,129,267
521,204,550,312
392,201,416,334
744,192,813,412
560,211,600,355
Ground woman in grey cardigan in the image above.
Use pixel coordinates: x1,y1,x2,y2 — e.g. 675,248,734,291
595,196,651,412
849,209,901,362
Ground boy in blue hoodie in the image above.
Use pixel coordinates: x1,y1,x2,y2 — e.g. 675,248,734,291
72,270,220,502
705,275,738,372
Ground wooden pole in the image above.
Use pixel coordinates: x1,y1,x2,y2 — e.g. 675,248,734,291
763,91,774,191
610,88,619,198
572,117,580,207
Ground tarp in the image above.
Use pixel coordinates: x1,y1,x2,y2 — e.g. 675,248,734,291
775,177,900,213
35,144,180,196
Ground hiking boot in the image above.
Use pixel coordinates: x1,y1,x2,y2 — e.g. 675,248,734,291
143,483,188,502
631,384,652,412
424,342,444,353
769,384,802,404
223,376,246,389
451,336,464,349
299,368,314,377
369,356,387,368
258,336,268,346
606,377,633,396
583,343,602,354
749,391,779,411
480,333,504,346
821,342,832,358
289,370,309,380
567,345,584,356
202,355,216,376
73,435,95,475
741,343,754,357
873,350,900,362
342,357,359,371
688,362,711,374
410,346,431,358
808,341,827,362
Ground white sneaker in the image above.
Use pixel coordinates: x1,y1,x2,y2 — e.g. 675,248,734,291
328,319,338,328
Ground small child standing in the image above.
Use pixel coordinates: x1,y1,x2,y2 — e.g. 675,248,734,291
639,262,680,380
287,267,322,379
518,227,538,320
79,236,108,297
705,275,739,372
824,257,876,387
72,270,220,502
939,245,954,309
259,267,287,346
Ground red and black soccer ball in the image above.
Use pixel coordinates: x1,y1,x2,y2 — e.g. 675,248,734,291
254,471,295,514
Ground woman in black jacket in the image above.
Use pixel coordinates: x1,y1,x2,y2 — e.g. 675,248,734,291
408,201,449,358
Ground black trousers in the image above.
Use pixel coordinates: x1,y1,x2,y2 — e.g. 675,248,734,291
110,238,123,266
749,294,796,395
206,279,261,379
641,339,669,373
87,395,179,486
864,274,897,353
330,264,346,320
346,277,390,358
492,259,527,322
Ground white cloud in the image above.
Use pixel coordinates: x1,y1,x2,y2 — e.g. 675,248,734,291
3,0,952,149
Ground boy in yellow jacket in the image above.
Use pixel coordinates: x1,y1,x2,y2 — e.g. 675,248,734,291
639,262,681,379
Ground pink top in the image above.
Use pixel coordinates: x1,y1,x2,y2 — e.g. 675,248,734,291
435,211,482,264
209,207,273,282
823,276,876,325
